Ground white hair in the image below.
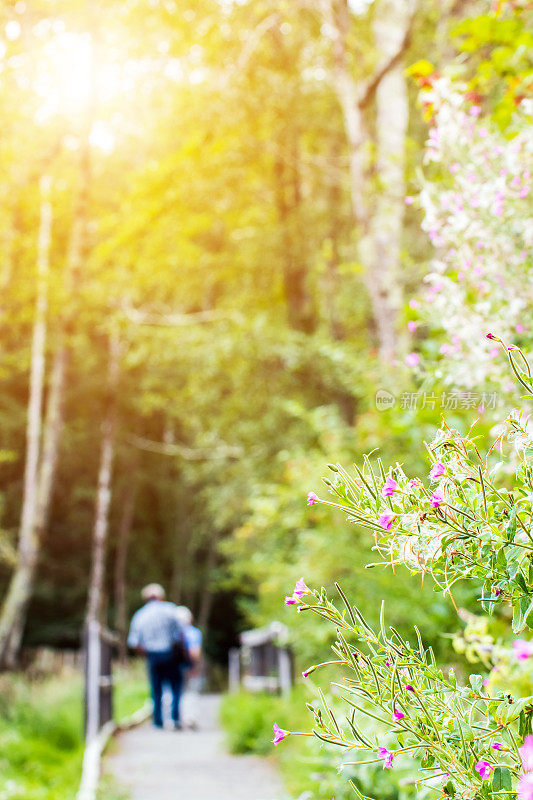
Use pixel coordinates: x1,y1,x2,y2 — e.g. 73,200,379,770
175,605,193,626
141,583,165,601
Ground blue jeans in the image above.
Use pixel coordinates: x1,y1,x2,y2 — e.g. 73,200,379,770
147,650,183,727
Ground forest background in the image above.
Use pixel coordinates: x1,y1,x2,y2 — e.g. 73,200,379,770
0,0,530,688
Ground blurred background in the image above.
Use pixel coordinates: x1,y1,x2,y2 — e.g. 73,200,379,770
0,0,531,797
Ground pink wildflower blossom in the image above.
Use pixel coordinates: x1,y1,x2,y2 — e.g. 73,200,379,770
378,747,394,769
429,461,445,480
391,709,405,722
307,492,318,505
430,491,444,508
513,640,533,661
293,577,309,597
408,478,422,489
378,513,396,531
407,321,417,333
284,595,297,606
469,105,481,117
405,352,420,367
439,343,453,356
404,195,414,205
490,742,504,751
520,736,533,771
382,476,398,497
518,773,533,800
409,299,420,310
516,324,526,334
272,723,290,745
405,684,415,692
475,761,493,780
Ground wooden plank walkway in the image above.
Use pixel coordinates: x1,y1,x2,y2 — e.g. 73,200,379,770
104,694,290,800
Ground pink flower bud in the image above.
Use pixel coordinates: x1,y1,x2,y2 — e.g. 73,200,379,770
272,723,290,745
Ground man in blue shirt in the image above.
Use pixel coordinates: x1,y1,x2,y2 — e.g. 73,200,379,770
128,584,186,729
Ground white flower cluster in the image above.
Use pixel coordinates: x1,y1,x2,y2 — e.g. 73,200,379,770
412,79,533,390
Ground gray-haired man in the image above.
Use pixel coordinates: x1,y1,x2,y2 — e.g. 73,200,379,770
128,584,187,729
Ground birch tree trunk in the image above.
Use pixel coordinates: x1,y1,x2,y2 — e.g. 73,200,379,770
0,177,52,669
322,0,414,361
86,337,121,625
369,0,411,359
114,473,138,662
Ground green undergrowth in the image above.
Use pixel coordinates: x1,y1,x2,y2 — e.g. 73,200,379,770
0,658,148,800
219,688,426,800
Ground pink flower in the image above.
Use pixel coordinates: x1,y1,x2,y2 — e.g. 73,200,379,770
409,299,420,310
439,343,453,356
429,461,445,480
385,660,391,667
378,747,394,769
408,478,422,489
520,736,533,772
485,333,497,340
475,760,493,780
284,595,297,606
405,352,420,367
407,321,417,333
470,105,482,116
513,640,533,661
382,476,398,497
378,513,396,531
518,773,533,800
302,665,316,678
489,347,499,359
272,723,290,745
516,324,525,334
490,741,504,751
405,684,415,692
520,186,530,199
307,492,318,505
293,577,309,597
404,195,414,205
391,709,405,722
430,491,444,508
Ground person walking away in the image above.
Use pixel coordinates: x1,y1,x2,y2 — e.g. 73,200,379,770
128,584,188,729
175,605,203,729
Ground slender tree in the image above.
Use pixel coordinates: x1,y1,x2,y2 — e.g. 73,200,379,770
0,176,52,668
86,335,121,625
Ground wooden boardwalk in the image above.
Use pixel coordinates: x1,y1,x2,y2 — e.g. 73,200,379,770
104,694,289,800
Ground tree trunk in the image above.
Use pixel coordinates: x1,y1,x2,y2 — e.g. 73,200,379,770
197,535,218,632
364,0,411,362
0,177,52,669
324,0,414,361
274,134,316,334
113,473,138,662
86,337,120,625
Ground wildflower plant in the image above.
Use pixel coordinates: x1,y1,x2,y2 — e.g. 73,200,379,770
277,343,533,800
406,78,533,390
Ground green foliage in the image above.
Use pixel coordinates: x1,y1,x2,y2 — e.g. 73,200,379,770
0,664,148,800
220,691,299,756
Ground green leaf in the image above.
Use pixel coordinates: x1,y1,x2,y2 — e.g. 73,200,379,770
492,767,512,792
512,595,533,633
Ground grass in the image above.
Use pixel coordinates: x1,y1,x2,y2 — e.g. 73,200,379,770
0,659,149,800
219,689,423,800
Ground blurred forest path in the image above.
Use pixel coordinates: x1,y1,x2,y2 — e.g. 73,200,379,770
105,694,288,800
